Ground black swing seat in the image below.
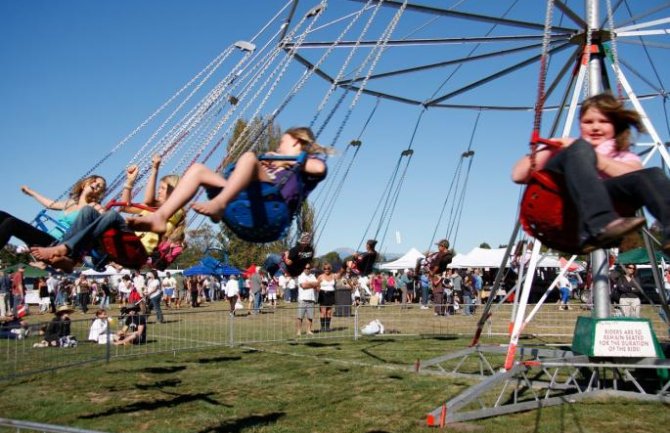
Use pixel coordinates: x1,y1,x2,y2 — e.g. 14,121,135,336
520,170,635,254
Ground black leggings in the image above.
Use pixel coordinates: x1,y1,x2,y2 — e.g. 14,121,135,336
0,211,56,249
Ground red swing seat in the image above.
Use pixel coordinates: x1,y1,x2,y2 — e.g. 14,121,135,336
520,170,635,254
99,228,148,270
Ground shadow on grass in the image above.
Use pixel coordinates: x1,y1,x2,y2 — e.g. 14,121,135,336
78,392,227,419
420,335,460,341
141,366,187,374
361,340,397,363
195,412,285,433
107,365,187,375
135,378,182,390
196,355,243,364
304,341,341,348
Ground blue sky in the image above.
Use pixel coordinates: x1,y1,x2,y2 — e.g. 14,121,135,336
2,0,669,257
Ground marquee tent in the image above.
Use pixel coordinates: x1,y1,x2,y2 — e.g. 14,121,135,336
448,247,569,269
616,247,669,265
183,256,241,277
379,248,425,271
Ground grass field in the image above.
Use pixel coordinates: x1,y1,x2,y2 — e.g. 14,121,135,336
1,302,669,432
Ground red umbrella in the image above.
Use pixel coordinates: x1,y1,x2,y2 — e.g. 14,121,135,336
242,264,257,278
559,257,583,272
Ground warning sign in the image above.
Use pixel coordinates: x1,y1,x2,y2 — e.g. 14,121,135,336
592,320,657,357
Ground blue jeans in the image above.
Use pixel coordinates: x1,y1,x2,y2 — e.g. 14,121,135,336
252,291,262,313
150,294,164,322
99,294,110,309
462,294,473,315
59,207,127,256
12,294,22,316
421,284,429,306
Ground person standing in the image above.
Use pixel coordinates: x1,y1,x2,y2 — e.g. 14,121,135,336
11,267,26,317
449,269,463,315
145,270,164,323
557,273,572,311
249,268,263,315
46,273,59,313
37,277,49,314
0,271,11,317
117,275,132,307
614,265,642,318
461,275,474,316
296,265,318,336
77,274,91,314
317,263,336,332
133,271,146,297
224,275,240,317
162,272,177,309
99,277,111,309
419,271,430,310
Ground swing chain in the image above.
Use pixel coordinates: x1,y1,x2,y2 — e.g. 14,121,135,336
530,0,555,173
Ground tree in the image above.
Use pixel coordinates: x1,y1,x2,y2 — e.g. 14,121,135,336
171,224,221,269
319,251,343,270
479,242,491,249
0,245,30,269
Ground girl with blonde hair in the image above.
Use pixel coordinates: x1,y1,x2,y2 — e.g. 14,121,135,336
126,126,329,235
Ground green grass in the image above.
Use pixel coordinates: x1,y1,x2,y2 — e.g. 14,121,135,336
1,335,669,433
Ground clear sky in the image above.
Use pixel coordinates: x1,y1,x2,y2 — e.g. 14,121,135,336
2,0,669,258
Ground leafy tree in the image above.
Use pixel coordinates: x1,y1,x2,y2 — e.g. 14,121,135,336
318,251,342,270
0,245,30,269
171,224,221,269
479,242,491,249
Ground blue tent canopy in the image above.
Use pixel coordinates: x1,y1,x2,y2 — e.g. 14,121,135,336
183,256,241,276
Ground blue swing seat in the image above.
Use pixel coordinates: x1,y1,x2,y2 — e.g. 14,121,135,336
222,182,293,243
213,152,307,244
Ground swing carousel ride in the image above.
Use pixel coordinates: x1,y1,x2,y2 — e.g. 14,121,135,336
5,0,670,426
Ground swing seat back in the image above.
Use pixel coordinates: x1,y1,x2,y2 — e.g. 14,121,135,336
217,152,308,244
520,170,635,254
99,229,148,269
520,170,581,253
222,182,292,243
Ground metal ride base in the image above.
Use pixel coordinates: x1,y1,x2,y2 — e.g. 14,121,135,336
420,344,670,427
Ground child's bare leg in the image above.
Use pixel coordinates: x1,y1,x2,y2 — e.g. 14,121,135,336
127,163,226,233
192,152,268,219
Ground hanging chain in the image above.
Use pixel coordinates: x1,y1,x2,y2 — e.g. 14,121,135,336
582,0,595,99
530,0,555,173
605,0,624,99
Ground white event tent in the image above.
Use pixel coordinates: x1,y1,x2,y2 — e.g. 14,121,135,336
379,247,425,271
448,247,567,269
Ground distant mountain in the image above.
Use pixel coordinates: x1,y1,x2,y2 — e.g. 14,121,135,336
334,247,356,260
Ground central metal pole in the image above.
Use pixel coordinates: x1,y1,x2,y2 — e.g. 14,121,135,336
584,0,611,319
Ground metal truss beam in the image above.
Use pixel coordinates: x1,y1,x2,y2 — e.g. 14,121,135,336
347,0,577,33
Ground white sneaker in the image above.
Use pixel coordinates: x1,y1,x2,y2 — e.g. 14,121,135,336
420,306,429,310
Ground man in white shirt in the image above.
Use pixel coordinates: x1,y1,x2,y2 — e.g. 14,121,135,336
161,272,177,308
296,265,318,336
46,273,59,312
278,272,288,303
133,271,146,294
